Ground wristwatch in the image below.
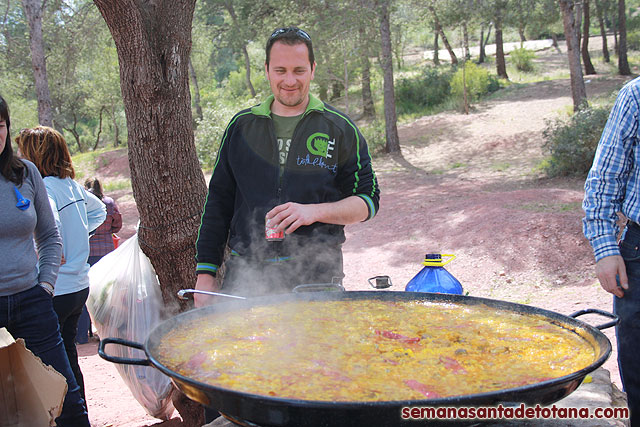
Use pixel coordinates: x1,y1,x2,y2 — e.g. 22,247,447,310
38,281,54,297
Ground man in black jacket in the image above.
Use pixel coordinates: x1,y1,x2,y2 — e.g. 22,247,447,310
194,27,380,306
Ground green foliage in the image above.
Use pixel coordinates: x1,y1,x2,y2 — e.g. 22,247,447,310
542,106,611,177
627,32,640,51
509,48,536,72
450,62,492,102
194,101,238,170
627,13,640,33
359,120,387,155
395,67,454,114
103,178,132,192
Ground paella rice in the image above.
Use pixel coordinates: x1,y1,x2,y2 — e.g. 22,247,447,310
155,300,596,401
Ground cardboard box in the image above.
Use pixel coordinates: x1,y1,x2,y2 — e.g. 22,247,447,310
0,327,67,426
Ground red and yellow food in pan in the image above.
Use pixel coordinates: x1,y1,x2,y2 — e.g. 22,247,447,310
156,300,596,402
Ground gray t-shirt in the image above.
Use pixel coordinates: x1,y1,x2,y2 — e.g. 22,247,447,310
0,160,61,296
272,113,302,176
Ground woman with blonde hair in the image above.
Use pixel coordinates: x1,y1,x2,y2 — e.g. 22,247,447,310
1,98,90,425
17,126,105,403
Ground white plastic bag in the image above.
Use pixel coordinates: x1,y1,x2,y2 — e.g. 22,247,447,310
87,233,175,419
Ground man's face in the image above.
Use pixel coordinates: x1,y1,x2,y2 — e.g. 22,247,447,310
265,41,316,115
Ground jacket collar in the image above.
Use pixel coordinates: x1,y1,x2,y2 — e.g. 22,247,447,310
251,94,325,117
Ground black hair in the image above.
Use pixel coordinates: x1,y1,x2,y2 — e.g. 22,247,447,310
0,95,26,185
265,27,314,69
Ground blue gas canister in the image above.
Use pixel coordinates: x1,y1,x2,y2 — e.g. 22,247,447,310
405,253,463,295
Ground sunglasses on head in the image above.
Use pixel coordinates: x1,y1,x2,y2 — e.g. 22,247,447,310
269,27,311,41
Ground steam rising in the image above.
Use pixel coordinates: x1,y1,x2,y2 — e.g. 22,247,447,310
219,208,344,297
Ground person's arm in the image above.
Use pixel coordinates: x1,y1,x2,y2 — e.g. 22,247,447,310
267,113,380,234
583,81,639,297
31,167,62,288
266,196,368,234
194,273,222,307
595,255,628,298
195,116,238,305
85,189,107,233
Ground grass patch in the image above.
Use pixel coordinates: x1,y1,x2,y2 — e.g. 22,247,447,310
72,147,116,179
103,179,132,192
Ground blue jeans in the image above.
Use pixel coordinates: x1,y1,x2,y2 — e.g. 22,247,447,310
617,224,640,426
53,287,90,402
0,285,90,426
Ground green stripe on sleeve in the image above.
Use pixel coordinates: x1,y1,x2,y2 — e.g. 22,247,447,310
356,194,376,220
196,263,219,273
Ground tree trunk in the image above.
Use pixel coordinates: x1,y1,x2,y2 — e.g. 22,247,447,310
21,0,53,126
463,22,470,60
93,106,106,150
378,0,400,153
613,11,619,55
479,24,492,63
223,0,255,97
495,13,508,80
331,81,342,100
189,58,203,123
429,4,458,65
63,112,83,153
559,0,588,111
582,0,597,75
360,45,375,119
551,33,562,53
93,2,206,421
241,44,256,97
93,0,206,302
594,0,610,62
518,26,527,46
110,103,120,147
393,32,404,70
478,27,485,63
618,0,631,75
433,30,440,65
319,82,328,101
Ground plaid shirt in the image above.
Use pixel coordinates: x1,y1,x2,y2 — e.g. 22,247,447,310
89,196,122,257
583,77,640,261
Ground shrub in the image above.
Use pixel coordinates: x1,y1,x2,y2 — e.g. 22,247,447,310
627,31,640,51
509,48,536,72
359,120,387,155
450,61,491,102
541,106,611,177
194,101,237,169
395,67,454,114
486,74,501,94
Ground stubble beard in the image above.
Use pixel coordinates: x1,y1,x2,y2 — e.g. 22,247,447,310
276,92,304,108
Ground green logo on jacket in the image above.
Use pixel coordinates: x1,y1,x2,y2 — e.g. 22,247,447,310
306,132,335,158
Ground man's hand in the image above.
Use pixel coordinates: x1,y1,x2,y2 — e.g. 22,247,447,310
595,255,629,298
266,197,369,234
194,274,221,308
267,202,317,234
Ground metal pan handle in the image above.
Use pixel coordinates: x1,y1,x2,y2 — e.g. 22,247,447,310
569,308,619,330
292,283,345,292
98,337,151,366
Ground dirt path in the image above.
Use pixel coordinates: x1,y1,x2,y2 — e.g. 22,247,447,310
79,67,635,425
